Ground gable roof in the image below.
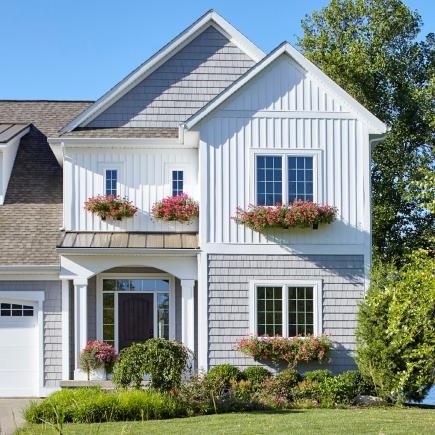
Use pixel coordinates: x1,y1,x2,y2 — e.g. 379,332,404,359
62,10,265,133
184,42,387,134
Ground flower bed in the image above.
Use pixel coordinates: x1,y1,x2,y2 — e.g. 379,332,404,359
84,195,138,221
233,200,337,232
236,335,332,367
152,193,199,223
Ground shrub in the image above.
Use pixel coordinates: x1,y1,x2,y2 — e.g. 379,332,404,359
113,339,191,392
356,251,435,402
319,371,374,405
205,364,242,388
261,369,302,403
242,366,272,389
84,195,138,221
236,335,332,367
233,200,337,232
113,343,148,389
152,193,199,223
24,388,187,424
293,380,322,401
304,369,333,383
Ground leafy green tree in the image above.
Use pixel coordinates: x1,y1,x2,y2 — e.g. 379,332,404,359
356,250,435,402
298,0,434,263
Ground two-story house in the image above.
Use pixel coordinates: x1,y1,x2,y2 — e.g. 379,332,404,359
0,10,386,397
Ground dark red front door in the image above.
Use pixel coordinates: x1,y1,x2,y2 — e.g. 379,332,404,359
118,293,153,350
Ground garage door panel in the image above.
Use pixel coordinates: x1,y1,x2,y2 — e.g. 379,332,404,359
0,302,38,397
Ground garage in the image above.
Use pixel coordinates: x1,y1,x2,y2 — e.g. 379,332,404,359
0,292,43,397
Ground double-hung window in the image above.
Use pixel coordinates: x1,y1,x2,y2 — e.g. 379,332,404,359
251,280,322,337
105,169,118,196
172,170,184,196
256,155,315,205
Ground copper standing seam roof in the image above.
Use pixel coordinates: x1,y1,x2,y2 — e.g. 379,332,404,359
60,127,179,138
57,232,199,249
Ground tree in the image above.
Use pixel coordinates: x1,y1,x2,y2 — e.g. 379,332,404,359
298,0,434,263
356,250,435,402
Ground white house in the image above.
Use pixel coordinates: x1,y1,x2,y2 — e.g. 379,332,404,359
0,10,386,397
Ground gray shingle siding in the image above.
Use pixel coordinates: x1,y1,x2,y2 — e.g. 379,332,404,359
88,26,254,128
0,281,62,387
207,254,364,373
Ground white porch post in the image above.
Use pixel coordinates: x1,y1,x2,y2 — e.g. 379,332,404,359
73,278,88,379
61,280,70,380
180,279,195,354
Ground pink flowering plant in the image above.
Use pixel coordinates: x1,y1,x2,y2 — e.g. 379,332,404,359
84,195,138,221
236,335,332,368
233,200,337,232
79,340,118,380
152,193,199,223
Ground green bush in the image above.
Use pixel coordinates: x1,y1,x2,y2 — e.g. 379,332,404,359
24,388,187,424
304,370,333,383
261,368,302,402
205,364,242,388
113,339,191,392
357,251,435,402
319,371,374,405
293,380,322,401
242,366,272,389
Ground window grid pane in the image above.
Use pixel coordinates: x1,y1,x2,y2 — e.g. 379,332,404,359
0,302,34,317
288,157,313,203
103,279,170,292
103,294,115,345
105,169,118,196
256,286,282,336
288,286,314,336
157,293,169,339
256,156,282,206
172,170,184,196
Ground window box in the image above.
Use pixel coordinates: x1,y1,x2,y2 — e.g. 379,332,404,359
84,195,138,221
233,200,337,232
152,193,199,223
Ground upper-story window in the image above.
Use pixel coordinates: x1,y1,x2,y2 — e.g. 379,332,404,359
172,170,184,196
256,155,314,205
105,169,118,196
288,156,313,202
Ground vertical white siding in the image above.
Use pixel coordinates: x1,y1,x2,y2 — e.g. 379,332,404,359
199,54,368,246
65,147,198,232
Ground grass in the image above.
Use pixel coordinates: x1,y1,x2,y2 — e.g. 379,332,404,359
17,407,435,435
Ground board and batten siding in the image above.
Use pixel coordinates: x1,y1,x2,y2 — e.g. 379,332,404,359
64,147,198,232
198,54,370,248
0,281,62,388
88,26,254,129
208,254,364,372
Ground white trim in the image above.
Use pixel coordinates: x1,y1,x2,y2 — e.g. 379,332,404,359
180,279,195,354
61,280,70,381
0,265,59,281
96,273,176,352
185,43,387,134
197,252,208,371
249,279,322,337
73,280,88,377
0,290,45,396
61,10,265,133
250,149,323,205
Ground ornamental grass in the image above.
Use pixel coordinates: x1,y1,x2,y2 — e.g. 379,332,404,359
233,200,337,232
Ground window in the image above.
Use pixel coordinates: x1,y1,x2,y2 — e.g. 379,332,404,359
288,157,313,202
0,303,34,317
172,170,184,196
256,156,282,206
251,280,322,337
105,169,118,196
255,154,316,205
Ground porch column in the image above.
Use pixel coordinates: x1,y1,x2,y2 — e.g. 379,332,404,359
73,278,88,378
61,280,70,380
180,279,195,354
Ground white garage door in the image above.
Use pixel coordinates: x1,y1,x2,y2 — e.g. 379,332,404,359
0,302,38,397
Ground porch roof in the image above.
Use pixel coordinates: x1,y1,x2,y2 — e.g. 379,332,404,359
57,232,199,250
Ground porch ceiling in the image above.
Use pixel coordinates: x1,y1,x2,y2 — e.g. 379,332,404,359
57,231,198,250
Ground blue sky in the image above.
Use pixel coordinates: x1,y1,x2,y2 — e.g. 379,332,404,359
0,0,433,100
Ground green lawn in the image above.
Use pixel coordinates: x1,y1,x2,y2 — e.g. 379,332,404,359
18,408,435,435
